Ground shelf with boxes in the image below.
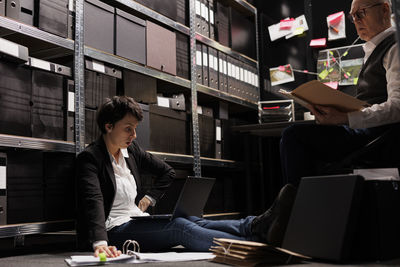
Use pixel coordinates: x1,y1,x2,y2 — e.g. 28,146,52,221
0,0,74,53
0,220,75,238
106,0,190,35
0,37,76,153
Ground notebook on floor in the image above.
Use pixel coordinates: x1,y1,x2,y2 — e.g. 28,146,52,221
131,176,215,221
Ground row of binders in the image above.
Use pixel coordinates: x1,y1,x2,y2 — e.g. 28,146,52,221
196,43,259,103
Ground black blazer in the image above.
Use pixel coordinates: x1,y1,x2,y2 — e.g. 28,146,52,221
75,136,175,250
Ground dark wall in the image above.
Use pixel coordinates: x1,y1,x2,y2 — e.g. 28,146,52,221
256,0,361,104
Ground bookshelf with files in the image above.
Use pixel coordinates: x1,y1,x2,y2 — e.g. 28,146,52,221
0,0,260,241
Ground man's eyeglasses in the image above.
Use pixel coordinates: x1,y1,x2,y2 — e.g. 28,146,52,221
347,3,383,23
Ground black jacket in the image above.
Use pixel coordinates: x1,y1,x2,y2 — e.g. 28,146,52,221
75,137,175,250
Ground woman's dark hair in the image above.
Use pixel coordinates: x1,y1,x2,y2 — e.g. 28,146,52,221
97,96,143,134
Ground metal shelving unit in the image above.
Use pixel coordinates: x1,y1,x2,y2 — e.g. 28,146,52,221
0,0,258,238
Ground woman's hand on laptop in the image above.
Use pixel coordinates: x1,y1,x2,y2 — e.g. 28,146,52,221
94,245,121,258
138,196,151,212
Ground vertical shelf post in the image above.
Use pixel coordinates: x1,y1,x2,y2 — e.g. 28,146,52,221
74,0,86,154
189,0,202,177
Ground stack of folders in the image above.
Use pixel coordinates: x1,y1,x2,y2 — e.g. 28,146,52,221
210,238,309,266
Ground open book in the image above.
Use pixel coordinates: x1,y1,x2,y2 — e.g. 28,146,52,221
279,80,370,112
210,238,310,266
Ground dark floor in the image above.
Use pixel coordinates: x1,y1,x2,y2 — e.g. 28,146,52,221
0,234,400,267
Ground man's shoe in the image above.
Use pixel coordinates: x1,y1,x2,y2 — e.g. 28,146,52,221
251,184,297,247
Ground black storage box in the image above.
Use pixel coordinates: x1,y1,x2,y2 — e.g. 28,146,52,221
84,69,118,144
84,0,114,54
0,61,32,137
31,69,65,140
7,151,44,224
36,0,69,38
198,112,215,158
115,9,146,64
43,152,75,220
146,21,177,75
6,0,34,25
123,69,157,104
135,104,187,154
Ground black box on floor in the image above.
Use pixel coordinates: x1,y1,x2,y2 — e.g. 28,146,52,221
6,0,35,25
115,9,146,65
36,0,69,38
353,180,400,261
0,61,32,137
123,69,157,104
136,104,187,154
84,0,114,54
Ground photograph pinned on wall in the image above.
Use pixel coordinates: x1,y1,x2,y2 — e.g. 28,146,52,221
339,58,363,86
269,64,295,86
327,11,346,41
285,15,309,39
317,49,341,83
268,15,309,42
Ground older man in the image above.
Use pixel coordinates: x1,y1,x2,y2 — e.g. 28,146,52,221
280,0,400,186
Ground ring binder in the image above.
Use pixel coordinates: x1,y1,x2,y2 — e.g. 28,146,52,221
122,240,140,257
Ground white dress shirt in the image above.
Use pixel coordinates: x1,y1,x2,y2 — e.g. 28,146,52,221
348,26,400,129
93,148,153,250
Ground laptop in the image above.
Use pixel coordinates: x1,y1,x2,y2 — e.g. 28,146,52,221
131,176,215,220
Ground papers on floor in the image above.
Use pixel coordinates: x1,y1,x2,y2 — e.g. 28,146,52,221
353,168,400,181
65,252,215,266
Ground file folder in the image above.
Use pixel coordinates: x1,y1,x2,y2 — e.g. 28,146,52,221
84,0,114,54
67,0,74,39
37,0,69,38
208,47,219,90
196,43,203,84
215,119,222,159
202,44,209,87
218,51,228,92
65,79,75,141
0,37,29,64
227,56,235,95
0,153,7,225
195,0,202,35
200,0,209,37
216,2,230,47
115,9,146,65
176,32,190,80
208,0,215,40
